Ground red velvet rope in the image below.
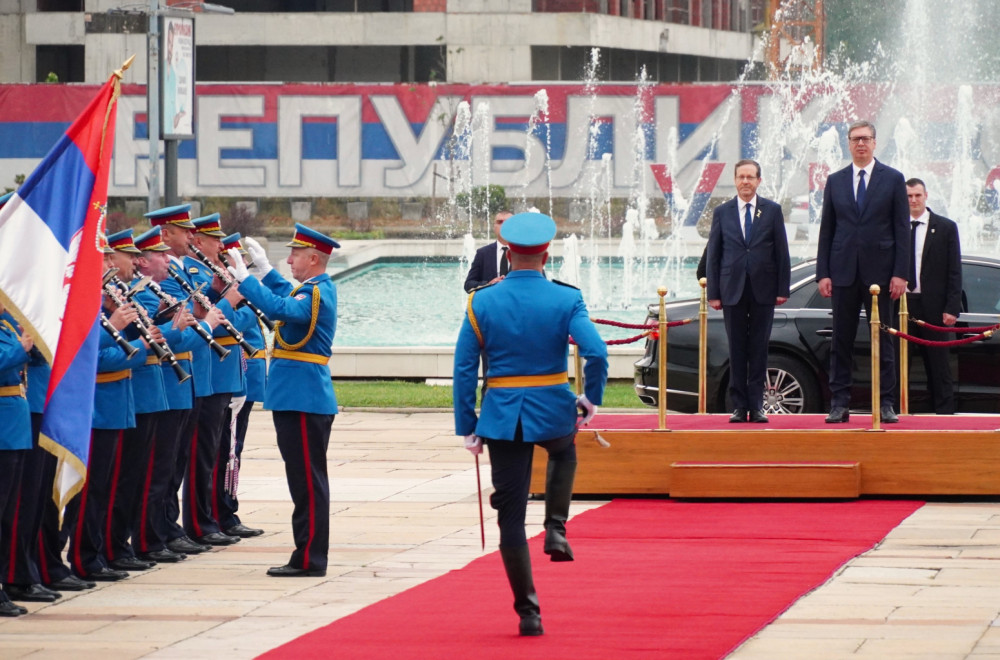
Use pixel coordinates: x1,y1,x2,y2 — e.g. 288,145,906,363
591,318,656,330
569,330,652,346
572,317,693,346
912,318,1000,334
888,327,993,347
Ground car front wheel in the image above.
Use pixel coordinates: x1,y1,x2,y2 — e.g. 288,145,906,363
763,354,821,414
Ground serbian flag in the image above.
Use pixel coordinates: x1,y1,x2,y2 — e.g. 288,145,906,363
0,59,131,510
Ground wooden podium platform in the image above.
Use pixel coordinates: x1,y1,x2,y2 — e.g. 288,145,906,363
529,419,1000,497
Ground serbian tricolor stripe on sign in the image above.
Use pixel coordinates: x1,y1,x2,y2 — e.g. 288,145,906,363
0,62,129,509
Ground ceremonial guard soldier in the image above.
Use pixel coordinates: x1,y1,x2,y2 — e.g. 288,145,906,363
181,214,253,546
227,224,338,577
453,212,608,636
0,298,33,616
215,233,265,539
144,204,213,556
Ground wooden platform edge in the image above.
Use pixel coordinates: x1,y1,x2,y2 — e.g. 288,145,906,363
669,461,860,499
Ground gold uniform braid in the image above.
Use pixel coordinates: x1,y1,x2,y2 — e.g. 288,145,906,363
274,282,321,351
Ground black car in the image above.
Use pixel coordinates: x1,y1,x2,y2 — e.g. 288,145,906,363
634,256,1000,414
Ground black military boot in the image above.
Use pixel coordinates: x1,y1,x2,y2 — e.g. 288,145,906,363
543,459,577,562
499,545,543,636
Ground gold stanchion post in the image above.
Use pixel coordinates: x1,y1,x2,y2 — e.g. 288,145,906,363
869,284,882,431
899,292,909,415
657,286,669,431
698,277,708,414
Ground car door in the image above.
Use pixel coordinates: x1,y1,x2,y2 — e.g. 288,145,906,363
951,262,1000,412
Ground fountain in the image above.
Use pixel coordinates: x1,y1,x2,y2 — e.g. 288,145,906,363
334,0,1000,349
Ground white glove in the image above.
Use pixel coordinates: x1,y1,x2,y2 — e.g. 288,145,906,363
464,433,483,456
244,237,273,278
576,394,597,426
226,248,250,282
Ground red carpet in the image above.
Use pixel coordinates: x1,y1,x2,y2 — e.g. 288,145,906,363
259,499,922,660
594,413,1000,431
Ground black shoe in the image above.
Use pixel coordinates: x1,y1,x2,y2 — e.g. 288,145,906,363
748,409,768,423
880,405,899,423
4,584,61,602
225,523,264,538
729,408,748,423
168,536,211,554
78,567,129,582
266,564,326,578
47,575,95,591
825,406,850,423
109,557,155,571
139,549,186,563
197,532,240,546
0,600,24,617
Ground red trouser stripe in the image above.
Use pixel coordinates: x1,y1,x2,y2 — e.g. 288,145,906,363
187,427,202,538
73,431,97,574
6,491,21,583
104,431,125,561
300,413,315,570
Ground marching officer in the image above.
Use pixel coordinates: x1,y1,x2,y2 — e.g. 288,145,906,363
453,212,608,636
226,224,338,577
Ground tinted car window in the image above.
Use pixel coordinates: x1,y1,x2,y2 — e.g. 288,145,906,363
963,263,1000,314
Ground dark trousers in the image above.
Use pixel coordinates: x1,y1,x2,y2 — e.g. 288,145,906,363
183,393,229,539
486,426,576,548
166,399,201,542
722,276,775,410
273,411,333,571
136,409,189,553
214,398,253,531
908,295,956,414
36,416,71,585
67,429,120,577
2,418,49,586
0,450,27,584
830,278,897,408
106,413,159,562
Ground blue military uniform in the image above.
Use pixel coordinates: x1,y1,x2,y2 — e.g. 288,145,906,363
236,223,339,575
452,212,608,637
0,314,32,614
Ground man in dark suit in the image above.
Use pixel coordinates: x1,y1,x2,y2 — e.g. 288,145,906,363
905,177,962,414
464,211,513,293
706,159,791,423
817,120,910,423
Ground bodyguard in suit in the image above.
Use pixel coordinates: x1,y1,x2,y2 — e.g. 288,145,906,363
228,224,339,577
463,211,513,292
454,212,608,637
817,120,910,423
706,159,791,423
904,178,962,414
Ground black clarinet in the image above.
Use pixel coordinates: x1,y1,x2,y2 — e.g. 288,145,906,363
99,312,140,359
191,244,275,332
107,277,191,384
218,251,277,332
168,271,260,358
145,279,231,360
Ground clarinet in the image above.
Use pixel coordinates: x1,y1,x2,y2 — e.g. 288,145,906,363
107,277,191,384
145,279,231,360
191,244,276,332
168,270,260,358
218,251,277,332
99,312,140,359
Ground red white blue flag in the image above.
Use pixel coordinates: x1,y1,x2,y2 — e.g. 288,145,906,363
0,61,130,509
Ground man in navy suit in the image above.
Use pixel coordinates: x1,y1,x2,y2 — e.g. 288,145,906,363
464,211,513,293
904,178,962,414
817,120,910,423
707,159,791,423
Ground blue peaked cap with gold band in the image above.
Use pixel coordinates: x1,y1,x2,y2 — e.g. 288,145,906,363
134,226,171,252
107,228,142,254
499,211,556,254
222,232,247,254
145,203,195,229
191,213,226,237
286,223,340,255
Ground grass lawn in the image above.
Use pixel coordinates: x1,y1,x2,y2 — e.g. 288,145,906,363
333,379,647,409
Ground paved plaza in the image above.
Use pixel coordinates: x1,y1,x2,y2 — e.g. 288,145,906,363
2,410,1000,658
